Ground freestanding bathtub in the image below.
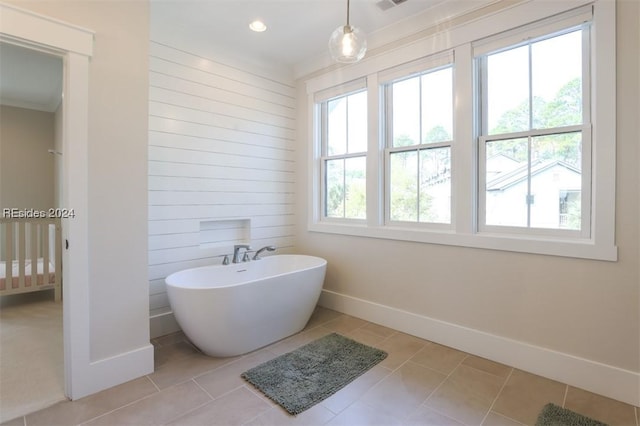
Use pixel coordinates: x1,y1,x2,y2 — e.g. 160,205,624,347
165,254,327,357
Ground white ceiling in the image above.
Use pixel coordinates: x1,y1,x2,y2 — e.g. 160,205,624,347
1,1,475,110
151,0,449,68
0,42,63,113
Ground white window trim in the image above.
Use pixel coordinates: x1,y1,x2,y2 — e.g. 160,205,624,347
474,16,594,240
306,0,617,261
382,61,455,228
317,83,368,222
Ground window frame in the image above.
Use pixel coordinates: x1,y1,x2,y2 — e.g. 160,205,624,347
381,62,455,229
475,23,592,239
306,0,617,261
315,80,368,223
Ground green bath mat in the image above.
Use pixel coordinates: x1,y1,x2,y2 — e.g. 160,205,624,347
241,332,388,415
536,403,608,426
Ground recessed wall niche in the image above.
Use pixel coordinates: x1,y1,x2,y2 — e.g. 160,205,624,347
199,218,251,249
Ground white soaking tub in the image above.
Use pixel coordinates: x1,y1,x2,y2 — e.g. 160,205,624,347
165,255,327,357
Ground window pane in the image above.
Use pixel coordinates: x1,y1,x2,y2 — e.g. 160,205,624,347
419,148,451,223
485,138,528,227
327,97,346,155
392,77,420,147
487,46,529,134
344,156,367,219
325,159,344,217
532,30,582,129
323,90,367,221
422,68,453,143
390,151,418,221
347,91,368,153
530,132,581,229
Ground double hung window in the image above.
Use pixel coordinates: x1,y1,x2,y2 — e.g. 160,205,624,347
318,87,368,220
383,64,453,225
476,24,590,236
309,2,616,260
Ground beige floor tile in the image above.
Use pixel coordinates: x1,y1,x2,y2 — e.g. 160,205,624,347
482,411,526,426
360,322,397,338
376,332,427,370
361,361,447,419
83,380,211,425
151,331,188,347
245,404,335,425
24,377,158,426
342,328,388,347
425,364,504,426
424,363,508,425
448,364,508,403
410,343,468,375
148,351,238,390
195,349,277,399
266,326,332,355
320,365,392,414
154,340,200,369
322,315,368,335
166,386,271,426
564,386,637,426
304,307,344,330
491,370,566,425
426,384,491,425
7,305,637,426
405,405,466,426
326,400,404,426
462,356,512,379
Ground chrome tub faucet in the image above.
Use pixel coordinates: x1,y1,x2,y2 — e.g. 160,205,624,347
253,245,276,260
232,244,251,263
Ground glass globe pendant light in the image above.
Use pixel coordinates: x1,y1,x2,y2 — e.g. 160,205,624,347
328,0,367,63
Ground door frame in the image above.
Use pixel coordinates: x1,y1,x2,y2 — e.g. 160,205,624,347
0,2,93,399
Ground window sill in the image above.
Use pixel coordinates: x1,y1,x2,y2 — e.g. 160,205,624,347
308,221,618,261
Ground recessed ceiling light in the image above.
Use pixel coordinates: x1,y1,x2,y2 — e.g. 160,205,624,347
249,20,267,32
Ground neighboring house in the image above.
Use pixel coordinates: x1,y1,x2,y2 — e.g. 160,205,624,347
485,159,581,229
486,153,521,180
415,154,581,229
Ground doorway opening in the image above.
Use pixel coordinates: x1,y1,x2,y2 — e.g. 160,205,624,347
0,41,65,422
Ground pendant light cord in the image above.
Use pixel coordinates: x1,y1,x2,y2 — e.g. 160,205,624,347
346,0,350,26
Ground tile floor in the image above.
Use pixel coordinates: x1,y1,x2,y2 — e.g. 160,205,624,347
3,306,639,426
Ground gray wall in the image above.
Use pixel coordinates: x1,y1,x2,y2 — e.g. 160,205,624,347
0,105,55,211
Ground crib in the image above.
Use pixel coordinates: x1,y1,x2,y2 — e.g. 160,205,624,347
0,218,62,301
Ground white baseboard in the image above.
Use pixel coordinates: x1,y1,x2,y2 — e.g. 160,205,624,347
319,289,640,407
71,344,154,400
150,311,181,339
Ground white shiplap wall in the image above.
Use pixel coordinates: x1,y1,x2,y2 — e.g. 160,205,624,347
148,42,297,337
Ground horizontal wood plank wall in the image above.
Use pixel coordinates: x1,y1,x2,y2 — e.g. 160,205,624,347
148,42,296,335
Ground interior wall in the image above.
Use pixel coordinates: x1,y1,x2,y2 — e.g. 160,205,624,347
146,33,297,337
295,0,639,397
0,105,55,211
9,0,152,363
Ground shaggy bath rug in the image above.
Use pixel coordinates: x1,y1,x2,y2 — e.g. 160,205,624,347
535,403,609,426
241,332,387,415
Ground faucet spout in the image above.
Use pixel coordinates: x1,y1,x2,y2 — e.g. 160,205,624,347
232,244,251,263
252,245,276,260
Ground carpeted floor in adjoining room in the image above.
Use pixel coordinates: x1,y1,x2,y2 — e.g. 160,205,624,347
0,290,65,424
